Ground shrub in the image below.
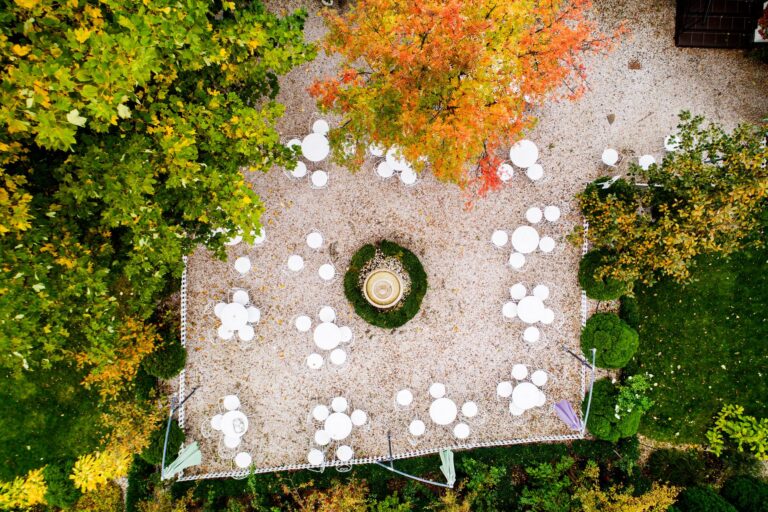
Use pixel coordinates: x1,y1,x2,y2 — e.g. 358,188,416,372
141,335,187,380
126,456,157,512
581,313,639,368
133,368,157,402
706,404,768,461
43,459,81,509
675,486,737,512
343,241,427,329
619,295,640,329
140,421,184,466
583,378,643,442
645,449,709,487
720,475,768,512
578,250,632,300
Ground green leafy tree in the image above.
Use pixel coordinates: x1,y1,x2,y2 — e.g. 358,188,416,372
584,378,652,442
706,404,768,461
574,111,768,285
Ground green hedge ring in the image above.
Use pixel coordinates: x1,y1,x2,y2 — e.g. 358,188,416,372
344,240,427,328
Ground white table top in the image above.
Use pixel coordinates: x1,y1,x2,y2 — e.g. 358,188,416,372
301,133,330,162
221,410,248,438
314,322,341,351
221,303,248,330
517,296,544,324
511,226,540,254
324,412,353,441
429,397,458,425
601,148,619,165
509,139,538,168
512,382,541,410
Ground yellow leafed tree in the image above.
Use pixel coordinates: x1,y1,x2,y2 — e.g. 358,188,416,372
0,468,47,509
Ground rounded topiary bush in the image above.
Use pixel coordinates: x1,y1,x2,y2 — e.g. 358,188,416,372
720,476,768,512
344,240,427,328
582,378,642,443
619,295,640,330
141,334,187,380
578,250,632,300
581,313,639,368
140,420,184,465
676,486,737,512
645,448,709,487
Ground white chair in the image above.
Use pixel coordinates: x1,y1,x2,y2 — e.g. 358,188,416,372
223,395,240,411
336,445,354,462
509,283,527,300
523,326,540,343
601,148,620,166
289,161,308,179
497,163,514,182
211,414,223,431
318,306,336,323
376,161,394,179
502,301,517,321
224,435,241,449
509,402,525,416
399,168,418,186
535,391,546,407
234,452,252,469
331,396,348,413
526,164,544,181
368,143,385,157
532,285,550,301
496,381,513,398
453,422,470,440
329,348,347,366
286,138,302,152
408,419,426,437
217,325,234,340
396,389,413,408
638,154,656,170
664,135,680,152
246,306,261,324
461,401,478,418
295,315,312,332
539,237,555,253
339,326,353,343
307,448,325,465
318,263,336,282
237,324,255,342
287,254,304,272
306,230,324,250
218,438,238,459
306,353,323,370
531,370,548,387
312,404,330,422
491,230,508,248
252,228,266,246
232,289,249,305
214,302,227,319
508,252,525,269
429,383,446,399
540,308,555,325
314,429,331,446
234,256,251,275
544,206,561,222
312,119,330,135
511,364,528,380
350,409,367,426
310,170,329,189
525,207,543,224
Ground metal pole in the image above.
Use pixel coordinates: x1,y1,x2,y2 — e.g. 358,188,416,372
161,386,200,480
580,349,597,437
373,461,453,489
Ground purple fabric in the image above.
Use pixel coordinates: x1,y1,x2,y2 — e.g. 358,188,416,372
554,400,583,431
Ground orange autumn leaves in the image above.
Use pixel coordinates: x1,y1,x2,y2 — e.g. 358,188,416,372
311,0,626,194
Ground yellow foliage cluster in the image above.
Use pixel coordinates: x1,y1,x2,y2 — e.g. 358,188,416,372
73,481,124,512
282,478,369,512
0,468,47,509
578,482,680,511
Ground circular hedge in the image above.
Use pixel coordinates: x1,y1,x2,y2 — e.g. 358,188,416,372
582,378,642,442
578,250,632,300
344,240,427,328
141,334,187,380
721,476,768,512
581,312,639,368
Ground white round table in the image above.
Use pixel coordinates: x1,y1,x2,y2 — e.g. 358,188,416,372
511,364,528,380
512,382,541,410
324,412,353,441
525,207,543,224
319,263,335,281
510,283,527,300
336,445,354,462
517,296,544,324
221,303,248,330
539,236,555,253
301,133,330,162
312,404,330,422
329,348,346,365
544,206,561,222
307,449,324,465
509,140,539,168
311,170,329,188
454,423,470,439
234,256,251,274
508,252,526,269
396,389,413,407
312,119,330,135
295,315,311,332
461,401,478,418
497,381,513,398
290,161,308,178
331,396,348,413
350,409,367,426
429,398,458,425
491,230,508,248
511,226,540,254
235,452,252,468
220,410,248,437
232,290,249,305
385,146,409,171
246,306,261,324
502,301,517,319
307,231,323,249
307,353,323,369
287,254,304,272
531,370,548,387
429,383,446,399
497,163,514,182
602,148,619,166
409,419,426,436
314,430,331,446
314,322,341,351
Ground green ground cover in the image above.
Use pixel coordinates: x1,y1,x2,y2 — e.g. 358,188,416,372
627,246,768,443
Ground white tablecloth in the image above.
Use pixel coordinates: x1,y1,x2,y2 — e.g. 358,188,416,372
517,296,544,324
301,133,330,162
429,398,458,425
509,140,538,168
512,382,541,410
324,412,353,441
511,226,540,254
314,322,341,350
220,410,248,438
221,303,248,330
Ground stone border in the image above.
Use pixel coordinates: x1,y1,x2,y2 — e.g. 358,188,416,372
175,220,591,480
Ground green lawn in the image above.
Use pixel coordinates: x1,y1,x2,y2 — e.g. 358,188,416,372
627,247,768,443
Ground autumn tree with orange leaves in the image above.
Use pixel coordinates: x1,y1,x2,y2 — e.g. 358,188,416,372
311,0,625,194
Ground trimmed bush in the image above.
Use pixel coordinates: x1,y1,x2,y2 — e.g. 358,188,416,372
645,449,709,487
582,378,642,442
140,420,184,466
578,250,632,300
676,486,737,512
43,459,81,509
720,475,768,512
141,334,187,380
581,313,639,368
619,295,640,329
344,240,427,328
126,456,158,512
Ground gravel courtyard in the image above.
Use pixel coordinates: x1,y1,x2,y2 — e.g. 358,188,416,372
177,0,768,476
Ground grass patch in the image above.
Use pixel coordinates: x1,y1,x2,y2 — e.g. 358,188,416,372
627,247,768,443
343,240,427,328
